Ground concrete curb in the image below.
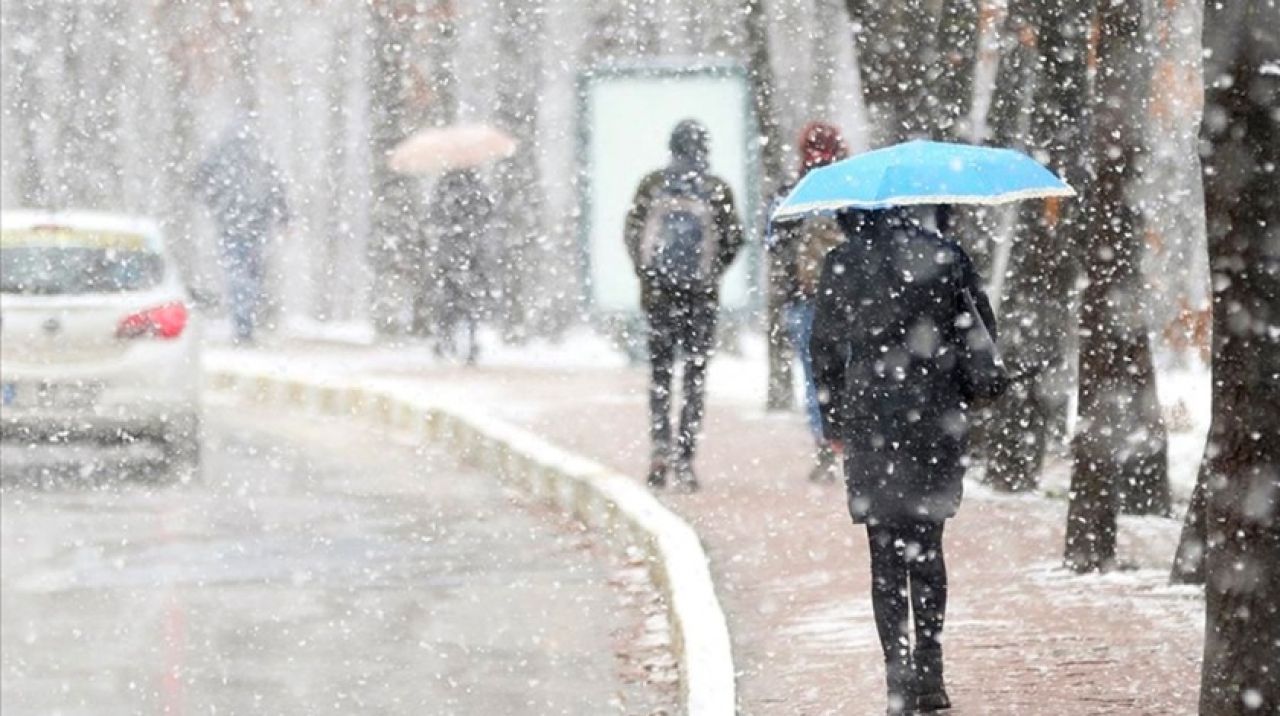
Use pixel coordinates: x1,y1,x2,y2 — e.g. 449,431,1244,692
206,364,737,715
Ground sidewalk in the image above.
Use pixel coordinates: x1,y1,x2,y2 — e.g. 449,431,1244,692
222,338,1204,714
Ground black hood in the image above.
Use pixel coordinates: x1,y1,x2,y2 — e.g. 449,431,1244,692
669,119,710,174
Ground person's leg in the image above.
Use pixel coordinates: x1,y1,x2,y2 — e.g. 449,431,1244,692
788,299,835,480
867,521,916,714
222,240,255,344
794,300,825,441
464,308,479,365
907,521,947,649
907,520,950,710
647,299,677,486
243,241,266,339
444,276,475,360
867,522,913,662
674,295,716,486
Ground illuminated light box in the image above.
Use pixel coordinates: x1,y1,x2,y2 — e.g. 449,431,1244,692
577,62,760,314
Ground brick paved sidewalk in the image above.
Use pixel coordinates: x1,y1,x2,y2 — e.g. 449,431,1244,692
253,345,1205,714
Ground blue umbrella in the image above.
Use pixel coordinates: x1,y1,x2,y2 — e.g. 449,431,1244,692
772,140,1075,221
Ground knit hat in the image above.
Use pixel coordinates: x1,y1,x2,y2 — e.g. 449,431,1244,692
798,121,849,176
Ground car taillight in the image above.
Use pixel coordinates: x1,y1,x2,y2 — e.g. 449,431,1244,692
117,302,188,340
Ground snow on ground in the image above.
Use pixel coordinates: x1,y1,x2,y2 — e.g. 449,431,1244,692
213,318,1208,504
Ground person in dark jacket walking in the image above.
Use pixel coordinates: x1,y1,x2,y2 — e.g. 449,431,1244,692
625,119,744,492
810,206,995,715
193,115,289,345
429,168,493,364
766,121,850,482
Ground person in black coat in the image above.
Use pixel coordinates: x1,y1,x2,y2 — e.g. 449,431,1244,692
430,168,493,364
809,206,995,715
624,120,744,492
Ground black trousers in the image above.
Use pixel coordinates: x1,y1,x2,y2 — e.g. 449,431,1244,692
867,520,948,663
646,285,717,463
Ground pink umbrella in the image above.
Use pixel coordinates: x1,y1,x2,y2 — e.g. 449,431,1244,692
388,124,518,175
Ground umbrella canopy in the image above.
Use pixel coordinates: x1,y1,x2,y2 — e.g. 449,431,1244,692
388,124,518,175
772,140,1075,221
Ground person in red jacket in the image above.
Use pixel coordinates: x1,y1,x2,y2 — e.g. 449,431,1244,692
766,121,850,481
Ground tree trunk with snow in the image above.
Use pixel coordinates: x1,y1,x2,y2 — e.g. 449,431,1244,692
745,0,794,411
154,0,202,284
318,15,353,323
807,0,843,122
367,1,428,336
987,1,1039,148
1190,1,1280,711
1065,0,1170,573
7,1,49,208
982,0,1090,493
1171,466,1209,583
931,0,979,142
493,0,547,339
425,0,459,128
843,0,978,145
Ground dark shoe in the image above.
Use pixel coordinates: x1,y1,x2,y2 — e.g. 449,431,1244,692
914,647,950,712
673,459,701,493
647,457,668,488
915,692,950,712
807,444,838,482
886,656,917,715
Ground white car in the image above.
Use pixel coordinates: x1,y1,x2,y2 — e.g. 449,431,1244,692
0,210,202,469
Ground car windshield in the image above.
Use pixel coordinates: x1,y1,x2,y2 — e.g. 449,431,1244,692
1,245,164,295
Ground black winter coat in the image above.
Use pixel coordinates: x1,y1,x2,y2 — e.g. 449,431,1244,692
809,212,995,524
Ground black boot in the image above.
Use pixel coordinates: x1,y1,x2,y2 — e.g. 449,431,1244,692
672,456,701,493
914,646,950,712
647,455,668,488
885,655,917,715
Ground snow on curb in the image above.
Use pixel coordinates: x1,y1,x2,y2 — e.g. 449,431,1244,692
205,362,736,715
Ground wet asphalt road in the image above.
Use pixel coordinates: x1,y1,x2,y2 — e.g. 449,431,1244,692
1,404,658,715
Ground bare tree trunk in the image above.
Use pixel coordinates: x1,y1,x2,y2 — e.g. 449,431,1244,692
583,0,640,60
928,0,986,276
162,4,201,284
9,0,49,208
807,0,842,121
930,0,979,141
91,1,126,208
983,0,1090,492
54,3,89,209
1193,2,1280,711
987,1,1040,148
424,0,459,127
844,0,978,144
1064,0,1170,572
493,0,546,340
318,15,352,322
1171,459,1209,583
226,0,260,115
745,0,793,411
367,1,427,336
147,1,204,284
844,0,923,144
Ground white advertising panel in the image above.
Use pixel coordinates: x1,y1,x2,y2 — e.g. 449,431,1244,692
579,64,758,313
